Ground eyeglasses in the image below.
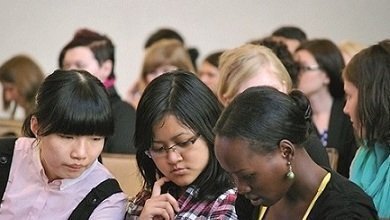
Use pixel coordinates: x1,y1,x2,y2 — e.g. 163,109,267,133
145,134,201,158
298,64,321,73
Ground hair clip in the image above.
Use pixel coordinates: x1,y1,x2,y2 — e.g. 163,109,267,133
304,105,312,120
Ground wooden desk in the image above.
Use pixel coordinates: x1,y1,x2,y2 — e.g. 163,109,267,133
101,153,143,197
0,119,23,137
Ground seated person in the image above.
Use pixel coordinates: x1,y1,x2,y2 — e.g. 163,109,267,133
198,50,224,94
217,43,329,167
271,25,307,54
126,70,237,219
214,86,378,219
343,39,390,219
0,69,127,219
59,28,136,154
294,39,356,177
0,54,44,120
217,44,340,219
126,39,195,109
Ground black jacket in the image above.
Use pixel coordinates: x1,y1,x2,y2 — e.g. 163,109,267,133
315,98,357,177
104,87,136,154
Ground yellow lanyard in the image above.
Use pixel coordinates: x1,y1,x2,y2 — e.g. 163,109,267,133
258,172,331,220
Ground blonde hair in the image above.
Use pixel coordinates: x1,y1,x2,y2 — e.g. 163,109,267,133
218,44,292,104
338,41,366,64
141,39,195,82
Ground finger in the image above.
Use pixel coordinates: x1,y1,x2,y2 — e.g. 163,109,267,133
151,177,170,197
142,199,175,219
158,199,176,219
146,194,179,216
163,193,180,212
140,206,169,220
153,208,170,220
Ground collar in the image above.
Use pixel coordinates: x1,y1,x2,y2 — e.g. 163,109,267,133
103,78,116,89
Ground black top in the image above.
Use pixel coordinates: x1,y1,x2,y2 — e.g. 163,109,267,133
316,98,357,177
235,129,331,220
236,168,378,220
104,87,136,154
308,169,377,219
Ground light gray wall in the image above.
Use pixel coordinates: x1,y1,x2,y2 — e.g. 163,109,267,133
1,0,389,98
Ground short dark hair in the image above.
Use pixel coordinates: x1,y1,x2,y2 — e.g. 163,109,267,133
22,69,113,137
251,37,298,87
272,26,307,42
343,39,390,147
297,39,345,98
215,86,312,154
58,28,116,78
144,28,199,71
144,28,184,49
204,51,224,68
135,70,232,201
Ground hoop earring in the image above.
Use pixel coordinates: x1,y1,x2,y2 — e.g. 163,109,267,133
286,161,295,180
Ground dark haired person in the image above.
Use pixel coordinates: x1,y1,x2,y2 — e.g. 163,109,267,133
250,38,299,87
217,43,331,219
294,39,357,178
126,71,237,219
0,70,127,219
215,86,377,219
59,28,136,154
343,39,390,219
144,27,199,71
198,50,224,94
271,25,307,54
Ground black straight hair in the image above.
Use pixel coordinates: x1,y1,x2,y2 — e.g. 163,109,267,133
22,69,113,137
135,70,232,201
215,86,312,154
272,26,307,42
297,39,345,99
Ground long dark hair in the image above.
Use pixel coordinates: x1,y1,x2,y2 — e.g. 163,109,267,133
297,39,345,98
135,70,232,201
343,39,390,147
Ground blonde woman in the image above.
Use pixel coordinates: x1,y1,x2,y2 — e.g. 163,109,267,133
217,44,291,106
338,40,366,64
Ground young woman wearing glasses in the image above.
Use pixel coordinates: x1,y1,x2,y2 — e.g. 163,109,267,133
125,70,237,219
294,39,357,178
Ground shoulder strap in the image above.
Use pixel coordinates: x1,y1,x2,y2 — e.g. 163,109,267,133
0,137,17,203
68,178,122,220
